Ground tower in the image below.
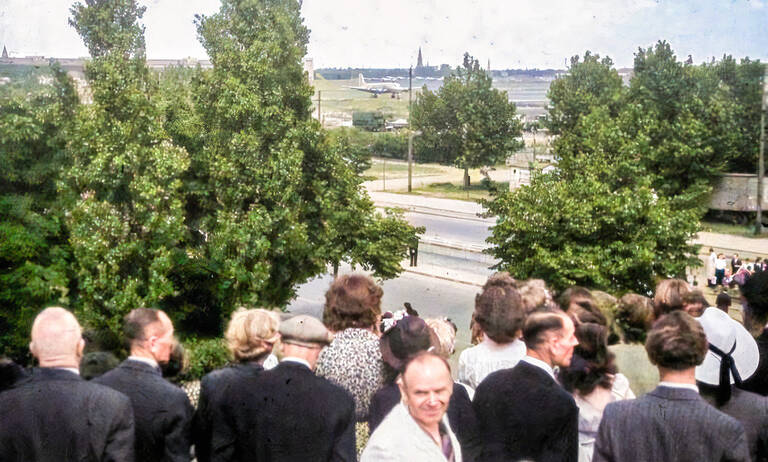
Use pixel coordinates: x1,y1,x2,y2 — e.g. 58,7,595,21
1,46,8,59
417,47,423,68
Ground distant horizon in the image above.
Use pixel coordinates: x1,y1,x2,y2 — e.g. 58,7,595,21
2,0,766,69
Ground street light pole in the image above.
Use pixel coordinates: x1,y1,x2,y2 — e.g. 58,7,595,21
408,66,413,192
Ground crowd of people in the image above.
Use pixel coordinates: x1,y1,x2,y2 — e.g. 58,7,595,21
2,270,768,461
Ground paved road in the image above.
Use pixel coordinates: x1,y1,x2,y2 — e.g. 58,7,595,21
405,212,492,247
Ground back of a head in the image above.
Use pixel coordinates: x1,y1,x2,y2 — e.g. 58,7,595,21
645,311,707,370
474,273,525,344
522,307,566,350
30,307,83,363
425,318,457,359
380,315,437,372
557,286,592,309
653,278,691,318
225,307,280,362
715,292,732,310
560,323,616,395
518,279,552,314
123,307,163,348
742,271,768,325
616,293,654,344
323,274,383,331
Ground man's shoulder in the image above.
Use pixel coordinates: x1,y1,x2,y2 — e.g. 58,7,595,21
272,363,355,405
3,372,131,409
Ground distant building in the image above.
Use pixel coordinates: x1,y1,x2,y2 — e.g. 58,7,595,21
303,57,314,84
417,47,423,68
1,45,7,59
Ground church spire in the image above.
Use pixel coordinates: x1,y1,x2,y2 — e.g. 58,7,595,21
417,47,423,68
1,46,8,59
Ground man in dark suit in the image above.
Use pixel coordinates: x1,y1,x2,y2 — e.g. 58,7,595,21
215,314,356,462
740,271,768,395
473,307,580,462
594,311,750,462
0,307,135,461
95,307,193,462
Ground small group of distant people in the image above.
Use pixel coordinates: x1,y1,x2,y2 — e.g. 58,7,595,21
709,248,766,288
4,270,768,462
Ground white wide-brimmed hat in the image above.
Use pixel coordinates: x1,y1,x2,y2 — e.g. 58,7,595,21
696,307,759,385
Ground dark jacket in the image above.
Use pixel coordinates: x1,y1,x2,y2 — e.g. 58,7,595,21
95,358,194,462
193,362,264,462
369,381,482,461
594,386,750,462
0,368,135,462
701,386,768,462
473,360,578,462
216,360,356,462
742,329,768,396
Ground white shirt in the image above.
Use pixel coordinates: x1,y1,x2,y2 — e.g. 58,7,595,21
55,367,80,376
521,355,556,381
658,381,699,393
281,357,312,370
458,336,526,389
128,355,159,369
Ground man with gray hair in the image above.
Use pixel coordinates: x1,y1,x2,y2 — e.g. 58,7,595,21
0,307,135,461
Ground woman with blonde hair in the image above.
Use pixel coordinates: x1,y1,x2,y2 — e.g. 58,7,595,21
193,308,280,462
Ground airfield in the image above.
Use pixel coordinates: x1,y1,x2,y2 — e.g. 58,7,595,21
311,74,553,127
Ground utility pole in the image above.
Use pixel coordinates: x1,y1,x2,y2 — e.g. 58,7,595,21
758,65,767,233
408,66,413,192
317,90,321,127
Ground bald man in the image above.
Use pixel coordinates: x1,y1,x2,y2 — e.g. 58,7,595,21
95,308,193,462
362,352,462,462
0,307,135,462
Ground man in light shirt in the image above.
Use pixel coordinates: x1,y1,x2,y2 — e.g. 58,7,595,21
95,308,193,462
0,307,135,461
473,306,580,462
594,311,749,462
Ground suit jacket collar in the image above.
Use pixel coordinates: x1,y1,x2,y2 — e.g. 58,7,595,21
648,385,701,401
516,359,557,385
390,402,461,462
121,358,162,376
32,367,83,382
276,360,314,375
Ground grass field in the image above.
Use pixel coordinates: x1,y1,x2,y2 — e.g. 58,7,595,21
700,220,768,239
364,159,446,179
402,182,508,201
312,77,412,124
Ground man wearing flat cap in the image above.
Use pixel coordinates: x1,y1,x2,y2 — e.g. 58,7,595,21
213,315,357,462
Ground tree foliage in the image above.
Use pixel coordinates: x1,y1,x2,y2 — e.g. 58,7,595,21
0,65,77,361
411,53,524,177
66,0,190,338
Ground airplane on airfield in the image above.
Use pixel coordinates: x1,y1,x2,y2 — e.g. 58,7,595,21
347,73,408,98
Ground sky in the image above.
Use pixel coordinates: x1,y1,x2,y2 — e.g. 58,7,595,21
1,0,766,70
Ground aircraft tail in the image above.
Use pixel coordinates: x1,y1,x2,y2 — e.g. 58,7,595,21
358,73,365,86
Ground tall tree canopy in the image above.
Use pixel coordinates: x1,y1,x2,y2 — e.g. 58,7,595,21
165,0,420,325
412,53,523,186
484,42,758,293
67,0,190,338
0,66,77,361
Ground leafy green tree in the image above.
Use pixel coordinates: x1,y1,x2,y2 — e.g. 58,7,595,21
183,0,420,317
710,56,765,173
627,41,739,204
66,0,190,338
484,112,701,293
412,53,523,187
0,65,77,361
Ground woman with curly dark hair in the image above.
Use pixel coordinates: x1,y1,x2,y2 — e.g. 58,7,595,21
316,274,386,423
560,323,634,462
